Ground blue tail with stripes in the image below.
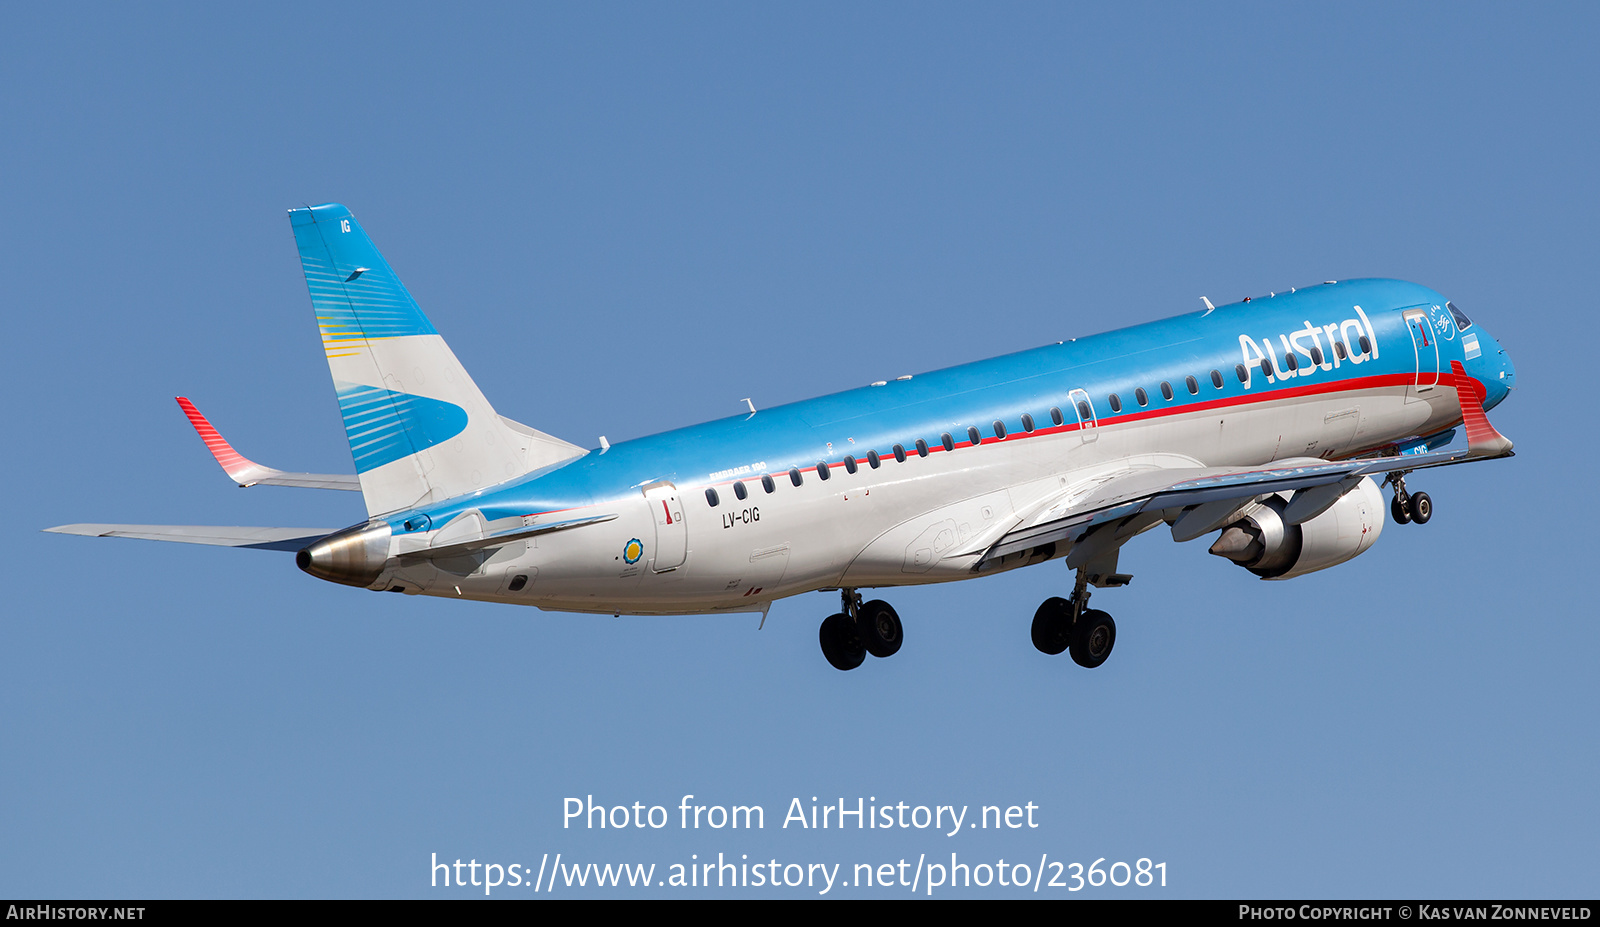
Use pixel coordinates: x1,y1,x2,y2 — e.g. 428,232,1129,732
289,203,585,516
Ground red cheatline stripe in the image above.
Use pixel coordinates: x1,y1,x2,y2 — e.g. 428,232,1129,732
691,372,1435,490
514,367,1496,521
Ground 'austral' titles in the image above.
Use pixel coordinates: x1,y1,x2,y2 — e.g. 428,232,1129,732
1237,305,1380,384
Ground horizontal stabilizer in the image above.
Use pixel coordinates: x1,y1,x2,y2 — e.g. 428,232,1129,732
44,524,334,552
177,397,361,491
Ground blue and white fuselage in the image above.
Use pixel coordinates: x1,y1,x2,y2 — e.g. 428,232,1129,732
363,275,1512,615
48,204,1517,670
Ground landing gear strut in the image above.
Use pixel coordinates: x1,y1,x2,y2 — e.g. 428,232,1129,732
1032,568,1118,669
1386,471,1434,526
818,589,902,671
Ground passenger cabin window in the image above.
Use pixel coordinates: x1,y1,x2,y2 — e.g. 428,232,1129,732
1076,400,1092,421
993,420,1007,439
1310,345,1324,366
843,455,858,474
816,461,831,481
1185,375,1199,395
892,444,907,463
1261,357,1275,377
1285,352,1298,371
1334,341,1347,360
1359,334,1372,355
1211,369,1224,389
968,426,982,446
1050,407,1064,426
762,474,776,493
734,481,748,500
1135,388,1148,406
867,449,881,469
941,433,955,452
915,439,929,458
1235,363,1249,384
1021,412,1035,433
1160,381,1174,401
789,467,803,487
705,487,720,507
1109,393,1122,413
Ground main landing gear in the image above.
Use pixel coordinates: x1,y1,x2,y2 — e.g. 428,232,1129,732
1031,568,1118,669
818,589,903,671
1386,471,1434,526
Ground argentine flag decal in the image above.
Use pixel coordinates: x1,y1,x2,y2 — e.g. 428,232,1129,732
1462,332,1481,359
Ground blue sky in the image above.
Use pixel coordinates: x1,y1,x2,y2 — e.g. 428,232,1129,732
3,3,1595,898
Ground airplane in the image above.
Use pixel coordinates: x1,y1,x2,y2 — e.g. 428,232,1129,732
46,203,1518,671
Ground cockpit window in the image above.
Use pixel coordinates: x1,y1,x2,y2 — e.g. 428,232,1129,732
1447,301,1473,331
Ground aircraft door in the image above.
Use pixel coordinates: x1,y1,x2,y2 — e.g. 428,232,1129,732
1403,308,1439,402
1067,389,1099,444
642,481,688,572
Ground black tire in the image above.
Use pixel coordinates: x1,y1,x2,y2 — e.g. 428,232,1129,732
1410,491,1433,525
1069,609,1116,669
1390,495,1412,525
1031,597,1072,655
858,599,903,658
819,613,866,671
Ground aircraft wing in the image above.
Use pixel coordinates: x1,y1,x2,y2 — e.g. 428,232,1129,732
981,362,1514,567
177,397,362,491
43,524,334,551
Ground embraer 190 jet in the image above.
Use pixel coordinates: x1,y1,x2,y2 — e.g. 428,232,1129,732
48,204,1517,671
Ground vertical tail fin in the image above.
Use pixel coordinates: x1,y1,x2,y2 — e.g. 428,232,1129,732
288,203,584,516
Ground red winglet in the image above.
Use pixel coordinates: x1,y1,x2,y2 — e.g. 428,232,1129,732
175,397,270,485
1449,362,1514,457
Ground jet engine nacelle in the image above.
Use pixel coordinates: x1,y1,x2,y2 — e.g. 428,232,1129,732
1208,477,1384,580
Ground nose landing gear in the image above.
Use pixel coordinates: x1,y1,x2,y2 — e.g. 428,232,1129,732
818,589,903,671
1386,471,1434,526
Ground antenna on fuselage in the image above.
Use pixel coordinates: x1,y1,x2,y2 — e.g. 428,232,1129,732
1200,296,1216,315
742,398,757,413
